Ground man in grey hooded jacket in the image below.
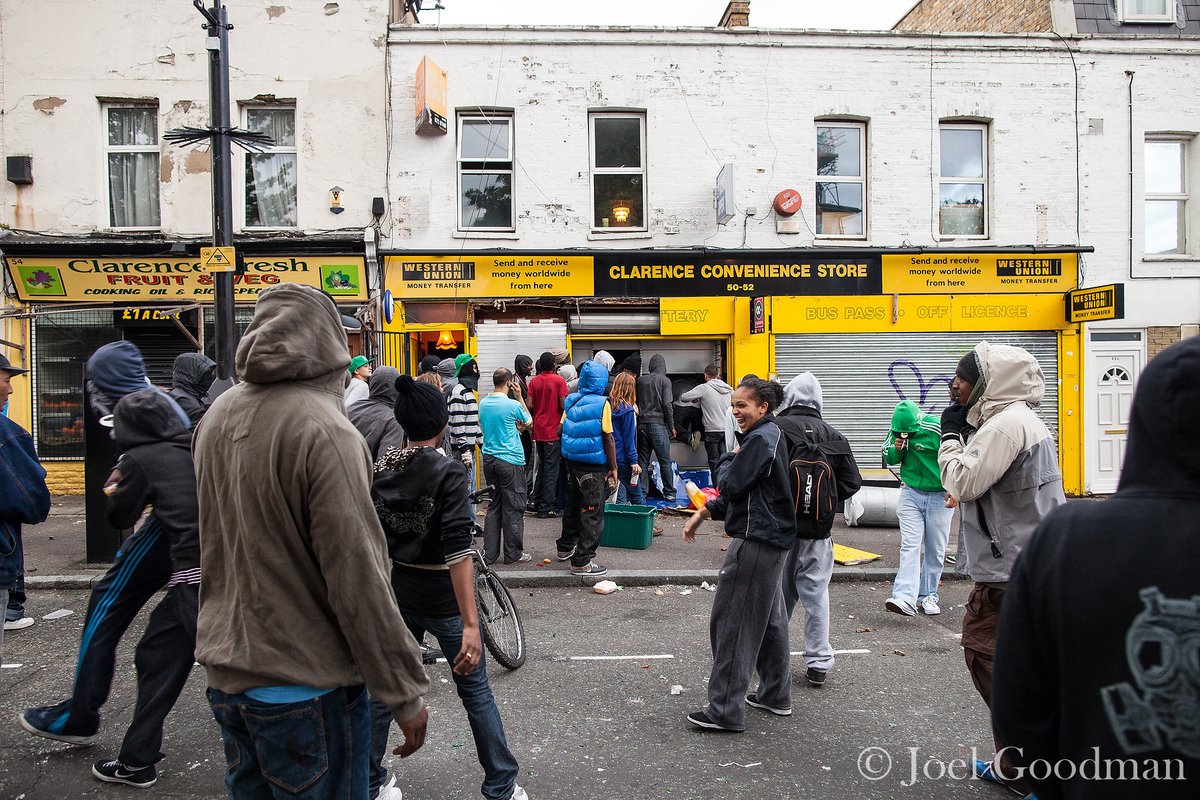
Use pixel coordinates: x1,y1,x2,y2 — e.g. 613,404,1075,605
679,365,734,479
637,354,676,502
938,340,1065,793
348,366,406,461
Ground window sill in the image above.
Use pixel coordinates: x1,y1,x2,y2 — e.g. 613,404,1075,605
451,231,520,240
814,237,870,244
1141,254,1200,262
587,231,652,241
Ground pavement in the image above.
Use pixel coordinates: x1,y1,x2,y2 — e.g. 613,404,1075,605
20,494,953,591
2,581,1003,800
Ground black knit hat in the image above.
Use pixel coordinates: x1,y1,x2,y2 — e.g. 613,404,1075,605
956,350,982,386
418,354,441,375
393,374,448,441
622,354,642,374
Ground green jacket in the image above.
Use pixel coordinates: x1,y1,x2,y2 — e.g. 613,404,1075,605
882,400,944,492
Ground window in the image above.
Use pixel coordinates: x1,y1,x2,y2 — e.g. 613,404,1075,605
244,107,297,228
105,105,160,229
938,124,988,238
590,112,646,231
457,113,513,230
816,122,865,237
1119,0,1176,23
1144,138,1188,255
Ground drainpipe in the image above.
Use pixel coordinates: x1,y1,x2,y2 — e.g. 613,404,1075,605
1126,70,1135,280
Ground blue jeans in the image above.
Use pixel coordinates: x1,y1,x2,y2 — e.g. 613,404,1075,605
637,422,674,500
617,464,645,505
369,614,518,800
209,684,371,800
891,485,953,605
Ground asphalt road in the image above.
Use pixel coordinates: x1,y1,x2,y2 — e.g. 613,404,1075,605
2,582,1007,800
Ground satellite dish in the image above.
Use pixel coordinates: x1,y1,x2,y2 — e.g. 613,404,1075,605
382,289,395,324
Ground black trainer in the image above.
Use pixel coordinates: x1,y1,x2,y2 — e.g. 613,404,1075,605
806,667,828,686
92,759,157,788
745,692,792,716
420,642,444,665
686,709,742,732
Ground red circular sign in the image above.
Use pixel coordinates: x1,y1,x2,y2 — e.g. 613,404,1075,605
773,189,803,217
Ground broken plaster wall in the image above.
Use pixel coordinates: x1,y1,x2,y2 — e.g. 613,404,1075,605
0,0,390,236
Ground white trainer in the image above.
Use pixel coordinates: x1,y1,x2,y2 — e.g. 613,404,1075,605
377,774,404,800
509,785,529,800
920,596,942,616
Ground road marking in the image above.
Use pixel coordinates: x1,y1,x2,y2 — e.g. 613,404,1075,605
790,649,871,656
569,654,675,661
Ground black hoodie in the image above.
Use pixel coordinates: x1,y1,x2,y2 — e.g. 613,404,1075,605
992,336,1200,799
169,352,216,427
109,389,200,575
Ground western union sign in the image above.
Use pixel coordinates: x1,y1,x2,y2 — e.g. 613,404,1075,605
1066,283,1125,323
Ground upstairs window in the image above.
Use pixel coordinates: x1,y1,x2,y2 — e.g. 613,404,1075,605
938,124,988,238
1144,138,1188,254
457,113,514,230
1119,0,1176,23
105,105,160,229
816,122,866,237
244,107,297,228
590,112,646,231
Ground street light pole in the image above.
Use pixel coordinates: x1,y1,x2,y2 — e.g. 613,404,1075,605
204,0,236,382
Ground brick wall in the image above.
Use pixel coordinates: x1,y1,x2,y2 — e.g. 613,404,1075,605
894,0,1052,31
44,461,85,496
1147,326,1182,360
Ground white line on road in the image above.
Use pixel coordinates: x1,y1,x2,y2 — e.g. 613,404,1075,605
789,649,871,656
568,654,676,661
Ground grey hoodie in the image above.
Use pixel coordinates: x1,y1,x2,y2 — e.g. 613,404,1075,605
347,366,406,461
679,378,734,433
193,284,428,724
938,341,1066,584
636,354,674,429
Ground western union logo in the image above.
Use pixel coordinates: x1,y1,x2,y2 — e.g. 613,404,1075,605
200,246,236,273
1066,283,1124,323
996,258,1062,277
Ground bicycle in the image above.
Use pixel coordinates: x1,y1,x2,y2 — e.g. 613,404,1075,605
468,485,527,670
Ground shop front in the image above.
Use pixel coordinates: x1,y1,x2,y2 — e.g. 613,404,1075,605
3,248,370,491
383,248,1087,493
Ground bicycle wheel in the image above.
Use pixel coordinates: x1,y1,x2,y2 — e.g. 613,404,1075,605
475,567,526,670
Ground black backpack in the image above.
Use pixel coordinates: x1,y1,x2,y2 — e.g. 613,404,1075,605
784,428,849,536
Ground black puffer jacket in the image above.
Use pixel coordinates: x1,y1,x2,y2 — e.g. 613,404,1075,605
704,414,796,550
992,336,1200,800
168,352,216,427
109,389,200,573
347,366,406,461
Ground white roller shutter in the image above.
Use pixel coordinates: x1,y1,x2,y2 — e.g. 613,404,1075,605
474,319,567,382
774,332,1059,470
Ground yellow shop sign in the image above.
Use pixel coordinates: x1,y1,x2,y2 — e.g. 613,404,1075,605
659,297,735,335
386,255,594,298
774,294,1069,334
883,253,1077,294
6,255,368,302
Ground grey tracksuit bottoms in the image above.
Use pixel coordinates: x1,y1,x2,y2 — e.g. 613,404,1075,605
782,536,835,674
705,538,792,730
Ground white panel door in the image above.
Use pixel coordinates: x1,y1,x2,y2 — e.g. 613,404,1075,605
1090,350,1140,494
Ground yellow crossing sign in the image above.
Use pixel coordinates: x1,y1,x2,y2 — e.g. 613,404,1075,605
200,246,236,273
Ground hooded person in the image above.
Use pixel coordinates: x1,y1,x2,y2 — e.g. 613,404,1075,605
347,366,407,462
881,400,952,618
679,365,735,479
937,341,1065,794
168,352,216,428
558,363,579,393
992,335,1200,800
81,389,201,786
191,284,429,796
557,360,618,576
21,341,192,752
437,357,460,394
550,348,571,369
636,354,677,502
773,372,862,686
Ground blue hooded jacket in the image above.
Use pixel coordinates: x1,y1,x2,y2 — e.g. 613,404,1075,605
561,360,609,465
1,415,50,587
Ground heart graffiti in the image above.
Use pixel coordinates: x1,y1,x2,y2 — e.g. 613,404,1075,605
887,359,952,412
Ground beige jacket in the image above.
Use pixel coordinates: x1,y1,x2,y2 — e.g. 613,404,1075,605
193,284,427,722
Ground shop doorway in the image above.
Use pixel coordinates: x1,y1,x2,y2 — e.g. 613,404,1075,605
1086,330,1143,494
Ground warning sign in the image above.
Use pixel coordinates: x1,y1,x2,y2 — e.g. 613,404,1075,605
200,246,236,273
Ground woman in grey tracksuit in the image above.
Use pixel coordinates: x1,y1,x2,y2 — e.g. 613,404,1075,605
682,376,796,732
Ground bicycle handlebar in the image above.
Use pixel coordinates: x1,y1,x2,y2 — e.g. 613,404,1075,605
469,484,496,503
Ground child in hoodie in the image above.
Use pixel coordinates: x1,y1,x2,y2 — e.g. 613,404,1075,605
89,389,201,788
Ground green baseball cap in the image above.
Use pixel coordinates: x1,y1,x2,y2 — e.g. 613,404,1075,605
348,355,372,375
453,353,476,376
